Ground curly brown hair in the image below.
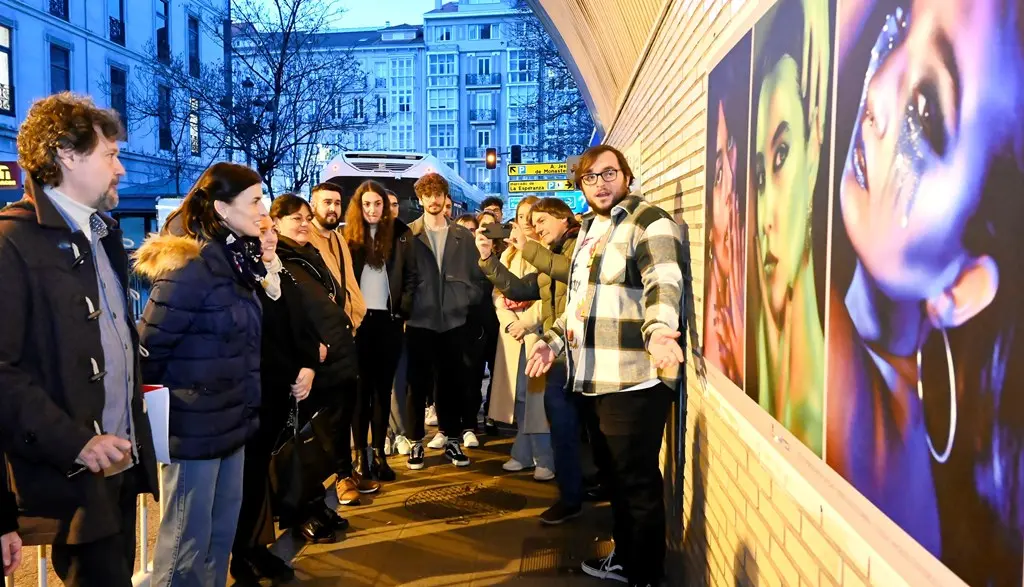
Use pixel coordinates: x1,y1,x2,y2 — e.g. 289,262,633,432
17,92,124,187
413,172,449,199
342,180,394,270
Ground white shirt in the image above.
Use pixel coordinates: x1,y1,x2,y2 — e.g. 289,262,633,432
360,265,389,310
45,186,95,234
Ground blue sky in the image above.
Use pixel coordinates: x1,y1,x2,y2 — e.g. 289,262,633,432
330,0,438,29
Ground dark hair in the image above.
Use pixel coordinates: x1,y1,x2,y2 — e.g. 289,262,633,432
269,193,313,220
481,196,504,211
754,0,810,140
342,180,394,269
311,182,343,199
531,197,579,228
455,213,478,229
17,92,124,187
163,162,262,241
415,173,449,198
574,145,634,188
477,210,498,224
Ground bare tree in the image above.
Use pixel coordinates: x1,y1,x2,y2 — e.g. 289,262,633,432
130,0,371,197
507,0,594,161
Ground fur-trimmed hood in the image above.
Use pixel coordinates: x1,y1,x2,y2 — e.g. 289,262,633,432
132,233,206,280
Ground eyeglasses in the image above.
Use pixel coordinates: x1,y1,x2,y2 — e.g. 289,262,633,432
580,168,620,186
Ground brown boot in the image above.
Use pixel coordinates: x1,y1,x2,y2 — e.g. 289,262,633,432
352,471,381,494
336,476,361,506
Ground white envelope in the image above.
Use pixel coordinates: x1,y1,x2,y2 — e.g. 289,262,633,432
142,385,171,464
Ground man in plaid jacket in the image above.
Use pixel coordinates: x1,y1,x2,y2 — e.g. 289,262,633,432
527,145,685,587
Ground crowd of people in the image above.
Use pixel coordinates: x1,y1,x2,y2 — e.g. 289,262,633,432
0,93,686,587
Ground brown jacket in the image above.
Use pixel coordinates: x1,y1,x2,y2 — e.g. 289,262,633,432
308,226,366,330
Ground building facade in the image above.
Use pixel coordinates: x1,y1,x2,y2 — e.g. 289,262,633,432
0,0,229,247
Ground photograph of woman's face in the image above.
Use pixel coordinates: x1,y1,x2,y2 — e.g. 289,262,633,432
712,102,737,273
755,55,813,317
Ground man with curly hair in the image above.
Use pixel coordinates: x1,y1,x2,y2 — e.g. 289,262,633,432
0,93,158,586
403,172,488,470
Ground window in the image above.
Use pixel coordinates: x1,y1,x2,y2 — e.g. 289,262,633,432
158,85,171,151
376,95,387,119
352,97,365,119
428,123,455,149
49,0,69,20
428,88,457,110
189,96,200,155
476,58,492,76
508,50,537,84
507,85,536,120
476,129,491,147
49,45,70,94
390,125,414,151
469,24,498,40
376,131,388,149
156,0,170,63
188,16,200,77
508,122,536,150
108,0,125,45
395,90,412,113
427,53,457,87
0,25,12,116
475,92,493,110
109,67,128,137
432,26,452,42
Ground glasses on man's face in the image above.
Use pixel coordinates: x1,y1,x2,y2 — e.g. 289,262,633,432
580,168,620,186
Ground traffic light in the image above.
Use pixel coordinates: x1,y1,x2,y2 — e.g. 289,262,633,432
510,145,522,164
485,148,497,169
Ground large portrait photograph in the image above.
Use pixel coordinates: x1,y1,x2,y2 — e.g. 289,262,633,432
703,32,752,390
823,0,1024,583
744,0,835,457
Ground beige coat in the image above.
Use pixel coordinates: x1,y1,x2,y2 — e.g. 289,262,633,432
487,247,548,433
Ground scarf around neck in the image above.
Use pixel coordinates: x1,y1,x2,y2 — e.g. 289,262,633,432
261,254,283,300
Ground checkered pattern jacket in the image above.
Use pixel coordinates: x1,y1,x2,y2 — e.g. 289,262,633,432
542,195,685,396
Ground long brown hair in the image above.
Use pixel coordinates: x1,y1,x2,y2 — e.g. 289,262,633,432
506,195,540,258
342,180,394,269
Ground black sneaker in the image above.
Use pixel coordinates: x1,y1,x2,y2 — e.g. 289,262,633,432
407,442,425,470
540,501,582,525
444,441,470,467
581,551,627,583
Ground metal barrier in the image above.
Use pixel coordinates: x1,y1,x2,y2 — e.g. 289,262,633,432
5,494,155,587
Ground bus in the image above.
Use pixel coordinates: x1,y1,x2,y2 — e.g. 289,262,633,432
320,152,486,222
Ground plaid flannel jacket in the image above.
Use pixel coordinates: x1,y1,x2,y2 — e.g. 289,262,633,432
542,195,685,396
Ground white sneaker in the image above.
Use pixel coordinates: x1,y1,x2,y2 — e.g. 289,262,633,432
502,458,526,472
394,435,413,456
384,436,393,456
427,432,447,450
534,466,555,482
425,406,438,427
462,430,480,448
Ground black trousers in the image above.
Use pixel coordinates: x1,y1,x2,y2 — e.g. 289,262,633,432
466,308,499,428
51,471,139,587
232,402,289,553
354,310,404,451
301,379,358,477
582,384,675,585
405,325,473,440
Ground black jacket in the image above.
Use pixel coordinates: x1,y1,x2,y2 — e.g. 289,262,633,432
276,237,358,391
257,266,321,431
135,232,262,460
0,178,158,545
406,217,489,333
349,219,417,319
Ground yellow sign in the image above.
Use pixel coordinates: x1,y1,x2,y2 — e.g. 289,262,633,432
508,179,576,193
507,163,568,176
0,162,21,190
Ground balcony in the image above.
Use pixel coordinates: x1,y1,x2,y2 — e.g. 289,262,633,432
472,181,502,194
466,73,501,87
0,83,13,116
49,0,68,20
375,77,387,89
464,147,487,159
469,109,496,123
109,17,125,46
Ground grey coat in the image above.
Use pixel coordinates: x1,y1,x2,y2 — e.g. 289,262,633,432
405,217,489,332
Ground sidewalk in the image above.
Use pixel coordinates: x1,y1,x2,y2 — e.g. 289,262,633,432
10,431,615,586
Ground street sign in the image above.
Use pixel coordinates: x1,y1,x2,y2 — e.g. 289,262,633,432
508,191,589,214
0,162,22,190
508,179,575,193
507,162,568,177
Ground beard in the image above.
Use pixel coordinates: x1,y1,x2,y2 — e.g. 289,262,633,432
95,184,119,212
316,212,340,230
586,186,628,215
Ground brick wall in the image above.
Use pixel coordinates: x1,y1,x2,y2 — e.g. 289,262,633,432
596,0,967,585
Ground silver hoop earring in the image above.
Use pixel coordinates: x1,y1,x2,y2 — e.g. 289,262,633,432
916,326,957,464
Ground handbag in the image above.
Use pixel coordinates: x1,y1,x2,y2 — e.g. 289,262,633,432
269,399,337,525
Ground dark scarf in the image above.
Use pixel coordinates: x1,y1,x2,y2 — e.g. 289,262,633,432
553,225,581,254
222,233,267,290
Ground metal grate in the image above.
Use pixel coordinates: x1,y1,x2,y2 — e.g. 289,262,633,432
519,537,614,577
404,480,526,522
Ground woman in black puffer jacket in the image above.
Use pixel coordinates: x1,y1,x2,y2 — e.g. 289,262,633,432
270,195,376,530
135,162,266,587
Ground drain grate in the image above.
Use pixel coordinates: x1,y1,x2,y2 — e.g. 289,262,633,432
519,537,614,577
404,480,527,521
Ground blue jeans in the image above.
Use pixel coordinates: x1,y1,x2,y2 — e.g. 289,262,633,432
544,362,583,507
152,447,245,587
510,348,554,470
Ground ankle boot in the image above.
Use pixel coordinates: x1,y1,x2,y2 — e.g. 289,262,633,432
375,448,396,482
359,446,377,480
